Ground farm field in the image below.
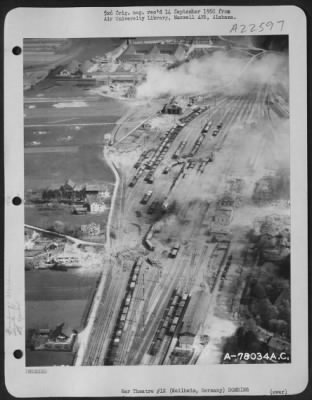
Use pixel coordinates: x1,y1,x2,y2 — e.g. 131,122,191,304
25,124,114,147
25,145,114,190
24,97,127,125
26,269,100,331
25,79,98,98
26,299,89,331
25,269,100,301
25,267,101,366
26,350,75,367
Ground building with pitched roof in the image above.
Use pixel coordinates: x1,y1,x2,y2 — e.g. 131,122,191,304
118,43,186,64
41,180,109,205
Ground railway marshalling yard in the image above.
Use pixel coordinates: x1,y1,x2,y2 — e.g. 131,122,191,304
24,39,290,366
78,76,290,366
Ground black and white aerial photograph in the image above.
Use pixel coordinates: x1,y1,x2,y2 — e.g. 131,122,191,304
24,35,291,367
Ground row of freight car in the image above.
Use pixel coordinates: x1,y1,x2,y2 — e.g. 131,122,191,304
179,105,208,125
129,123,183,187
189,134,205,157
172,140,187,160
105,257,144,365
148,290,191,356
185,152,214,172
129,105,209,187
219,254,233,290
209,242,231,292
144,123,184,184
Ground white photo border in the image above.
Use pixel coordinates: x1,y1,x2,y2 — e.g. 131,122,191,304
4,5,308,397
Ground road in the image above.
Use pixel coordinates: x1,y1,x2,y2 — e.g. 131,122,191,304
25,122,117,128
74,146,121,366
24,224,104,247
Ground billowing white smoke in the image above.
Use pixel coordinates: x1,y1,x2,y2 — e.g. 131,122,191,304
136,51,288,98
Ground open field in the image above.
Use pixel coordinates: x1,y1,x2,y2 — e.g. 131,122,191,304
25,269,100,366
26,300,89,331
25,269,100,301
25,146,79,154
25,79,98,98
26,350,75,367
24,96,127,125
25,123,114,148
26,268,101,344
25,145,114,189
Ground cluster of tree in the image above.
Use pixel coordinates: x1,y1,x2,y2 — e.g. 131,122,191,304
222,326,266,363
279,253,290,279
246,227,290,275
25,259,36,270
247,277,290,339
253,168,290,203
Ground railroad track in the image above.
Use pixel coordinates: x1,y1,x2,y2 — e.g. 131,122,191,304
128,247,192,364
89,85,273,366
116,265,159,365
124,268,160,364
248,83,282,170
214,94,252,151
83,273,113,364
114,295,142,365
184,244,209,293
83,263,129,365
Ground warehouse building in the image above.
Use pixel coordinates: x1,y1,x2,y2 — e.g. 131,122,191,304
161,103,183,115
179,290,208,347
118,43,186,64
42,180,109,202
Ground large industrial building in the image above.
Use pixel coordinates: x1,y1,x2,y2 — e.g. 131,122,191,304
118,43,186,64
179,291,207,347
42,179,109,202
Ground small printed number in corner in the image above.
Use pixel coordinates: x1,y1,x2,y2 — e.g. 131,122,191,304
223,352,290,362
270,389,287,395
26,369,48,374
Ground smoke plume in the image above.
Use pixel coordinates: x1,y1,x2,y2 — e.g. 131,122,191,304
136,50,288,99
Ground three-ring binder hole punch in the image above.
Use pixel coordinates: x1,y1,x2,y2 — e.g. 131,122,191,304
12,196,22,206
12,46,22,55
13,349,23,359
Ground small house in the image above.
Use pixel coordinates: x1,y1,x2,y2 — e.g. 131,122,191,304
85,183,106,195
218,194,235,208
90,202,106,214
72,205,88,215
